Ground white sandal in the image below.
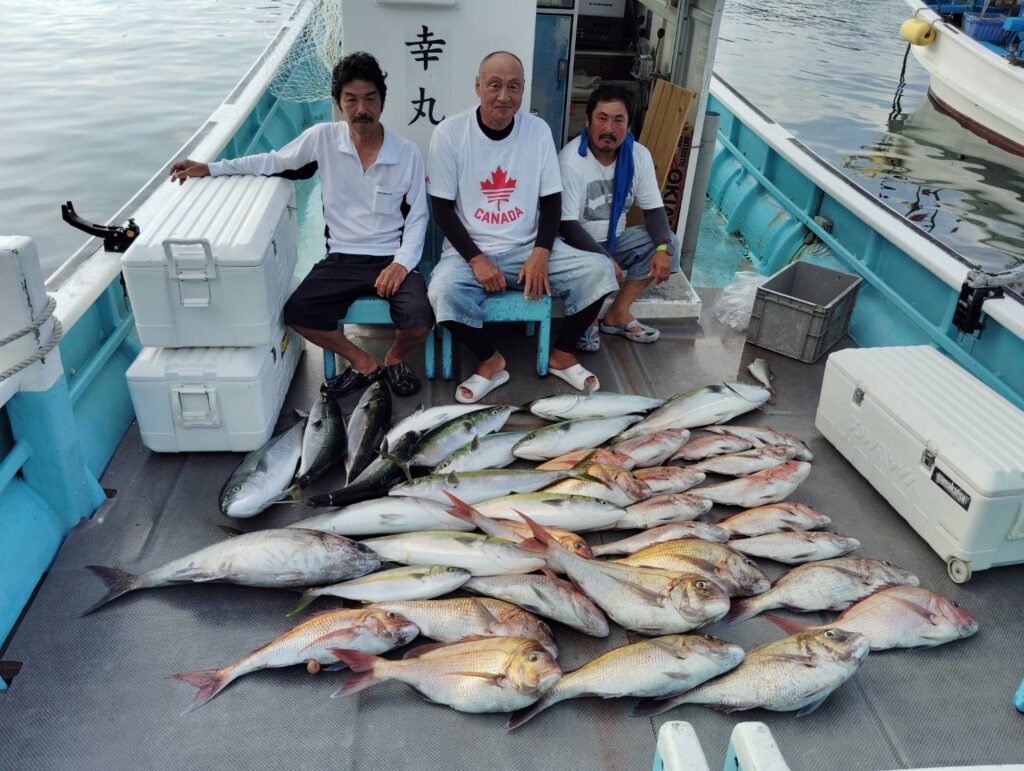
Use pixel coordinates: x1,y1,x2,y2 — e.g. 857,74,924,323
455,370,510,403
549,363,599,393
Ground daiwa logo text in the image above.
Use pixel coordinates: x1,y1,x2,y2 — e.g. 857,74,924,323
847,417,917,495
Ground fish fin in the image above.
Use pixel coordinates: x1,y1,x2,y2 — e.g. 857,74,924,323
443,492,482,526
615,577,669,603
516,537,546,555
218,526,244,538
631,696,684,718
568,449,601,476
762,652,818,668
512,511,564,560
446,671,506,685
721,596,760,625
507,697,552,731
168,667,233,714
885,594,937,623
470,435,480,451
270,484,303,503
796,696,829,717
323,661,348,672
328,649,384,697
402,641,453,659
764,614,815,635
285,588,320,618
294,408,309,419
469,597,501,628
379,441,413,484
303,627,362,651
539,566,574,592
446,471,460,487
82,566,140,615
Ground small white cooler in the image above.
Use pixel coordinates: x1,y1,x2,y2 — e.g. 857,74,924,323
122,175,297,348
126,327,303,452
815,345,1024,582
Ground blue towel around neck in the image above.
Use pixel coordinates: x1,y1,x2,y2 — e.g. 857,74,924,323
577,127,635,252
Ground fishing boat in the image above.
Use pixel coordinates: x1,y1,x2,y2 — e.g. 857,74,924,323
2,0,1023,767
901,0,1024,155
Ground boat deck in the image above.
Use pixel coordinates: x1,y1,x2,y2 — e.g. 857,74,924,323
2,291,1022,770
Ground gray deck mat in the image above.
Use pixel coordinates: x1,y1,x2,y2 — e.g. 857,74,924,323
2,292,1023,770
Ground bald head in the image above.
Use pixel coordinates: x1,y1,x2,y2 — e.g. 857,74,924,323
475,51,526,131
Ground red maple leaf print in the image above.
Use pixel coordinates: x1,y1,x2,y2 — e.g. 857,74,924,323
480,166,517,210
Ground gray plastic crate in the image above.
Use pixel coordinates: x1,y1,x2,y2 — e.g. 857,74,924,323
746,261,862,363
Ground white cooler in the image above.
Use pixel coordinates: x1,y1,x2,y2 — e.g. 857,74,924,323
815,345,1024,582
122,175,297,347
126,327,303,452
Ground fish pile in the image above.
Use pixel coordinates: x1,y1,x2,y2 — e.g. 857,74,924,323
84,371,977,725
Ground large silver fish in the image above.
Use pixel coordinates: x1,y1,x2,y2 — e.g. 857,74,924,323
717,502,831,537
690,445,798,477
632,466,706,495
593,522,732,556
169,608,418,712
513,415,643,461
619,382,771,440
615,539,771,597
408,405,516,467
332,636,562,713
295,394,347,487
471,492,626,533
344,381,391,484
84,529,381,614
367,598,559,657
729,531,860,564
724,557,920,624
611,428,691,468
220,419,305,517
287,565,472,616
465,569,610,637
289,495,471,537
765,586,979,650
360,531,546,576
433,430,529,474
671,433,754,462
691,460,811,507
530,392,665,421
517,514,731,635
634,628,870,717
384,403,492,448
612,493,713,530
389,467,578,505
508,634,745,730
705,425,813,461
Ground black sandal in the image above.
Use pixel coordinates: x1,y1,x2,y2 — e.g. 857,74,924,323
321,366,382,398
383,361,421,397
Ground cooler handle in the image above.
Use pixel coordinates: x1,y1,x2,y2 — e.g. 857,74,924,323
163,238,217,281
171,385,220,428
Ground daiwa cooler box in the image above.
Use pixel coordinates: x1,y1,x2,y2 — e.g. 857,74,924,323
122,175,297,348
126,327,302,452
815,346,1024,582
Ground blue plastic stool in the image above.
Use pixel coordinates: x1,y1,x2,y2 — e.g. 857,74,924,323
1014,676,1024,713
439,292,552,380
321,297,436,380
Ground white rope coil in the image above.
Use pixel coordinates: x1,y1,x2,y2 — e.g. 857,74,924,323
0,295,65,383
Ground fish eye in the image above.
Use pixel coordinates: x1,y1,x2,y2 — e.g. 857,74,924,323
743,559,756,567
231,484,242,493
882,560,893,566
695,580,708,589
824,629,836,638
952,601,961,608
574,541,585,550
385,612,396,619
528,652,539,662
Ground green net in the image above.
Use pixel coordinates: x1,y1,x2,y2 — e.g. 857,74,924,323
269,0,343,103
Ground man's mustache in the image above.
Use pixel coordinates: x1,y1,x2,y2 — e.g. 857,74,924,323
599,133,617,142
353,114,374,122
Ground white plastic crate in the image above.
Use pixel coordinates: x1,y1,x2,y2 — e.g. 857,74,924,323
815,346,1024,582
122,175,297,347
126,327,302,452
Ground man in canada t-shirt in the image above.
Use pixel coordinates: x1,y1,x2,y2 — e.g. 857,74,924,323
427,50,618,403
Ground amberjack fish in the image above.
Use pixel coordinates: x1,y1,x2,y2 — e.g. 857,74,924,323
530,392,665,421
384,403,492,448
345,381,391,484
513,415,643,461
220,419,305,517
433,431,529,474
304,432,419,508
295,394,347,487
408,405,516,468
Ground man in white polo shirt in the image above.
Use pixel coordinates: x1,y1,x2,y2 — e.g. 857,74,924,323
169,52,431,397
427,51,618,403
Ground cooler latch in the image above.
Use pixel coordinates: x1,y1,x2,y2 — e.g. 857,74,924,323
171,385,220,428
163,238,216,307
852,387,865,406
921,448,936,469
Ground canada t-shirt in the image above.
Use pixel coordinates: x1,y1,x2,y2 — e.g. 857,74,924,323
558,135,662,243
427,107,562,258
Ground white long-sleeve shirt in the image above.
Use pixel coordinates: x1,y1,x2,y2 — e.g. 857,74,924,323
209,122,428,271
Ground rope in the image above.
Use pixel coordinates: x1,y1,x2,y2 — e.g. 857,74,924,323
0,296,65,383
888,44,912,127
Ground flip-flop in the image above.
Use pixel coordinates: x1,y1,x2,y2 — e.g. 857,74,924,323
455,370,510,404
549,363,600,393
600,319,660,343
575,325,601,353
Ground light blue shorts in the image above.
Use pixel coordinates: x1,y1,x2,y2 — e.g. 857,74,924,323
428,239,618,328
605,226,682,281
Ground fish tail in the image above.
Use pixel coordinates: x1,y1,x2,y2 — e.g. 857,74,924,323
329,649,384,697
168,667,234,713
513,511,562,560
763,614,814,635
82,566,140,615
631,694,686,718
285,588,319,618
589,543,613,557
721,596,761,625
507,695,554,731
567,449,604,484
271,484,303,503
442,491,482,526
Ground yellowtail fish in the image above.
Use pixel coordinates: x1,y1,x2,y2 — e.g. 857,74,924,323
512,415,643,461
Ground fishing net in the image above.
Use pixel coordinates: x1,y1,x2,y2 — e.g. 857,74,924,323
269,0,344,103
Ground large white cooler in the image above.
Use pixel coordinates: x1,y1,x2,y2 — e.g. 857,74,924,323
126,327,303,452
815,345,1024,582
122,175,297,347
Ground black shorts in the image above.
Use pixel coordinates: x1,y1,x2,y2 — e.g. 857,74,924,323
283,253,434,331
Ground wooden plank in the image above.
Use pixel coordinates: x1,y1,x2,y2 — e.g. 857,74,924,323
640,80,696,190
